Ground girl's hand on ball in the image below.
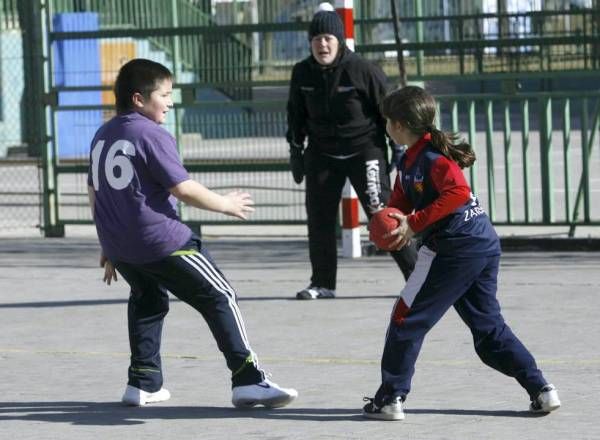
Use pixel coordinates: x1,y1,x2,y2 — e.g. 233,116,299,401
396,217,415,249
385,215,414,250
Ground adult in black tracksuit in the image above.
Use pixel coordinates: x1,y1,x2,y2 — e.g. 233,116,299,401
286,9,417,300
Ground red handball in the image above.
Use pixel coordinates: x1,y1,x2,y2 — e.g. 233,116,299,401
369,207,402,251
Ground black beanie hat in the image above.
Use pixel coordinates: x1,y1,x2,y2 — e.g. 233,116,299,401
308,11,345,44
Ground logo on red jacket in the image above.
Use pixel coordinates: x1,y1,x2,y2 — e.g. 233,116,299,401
413,169,424,193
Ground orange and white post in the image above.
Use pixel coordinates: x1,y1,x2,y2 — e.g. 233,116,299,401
334,0,361,258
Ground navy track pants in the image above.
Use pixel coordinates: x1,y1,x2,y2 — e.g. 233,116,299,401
114,236,263,392
376,246,548,403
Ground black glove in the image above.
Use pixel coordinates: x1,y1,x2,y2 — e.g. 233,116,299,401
289,143,305,184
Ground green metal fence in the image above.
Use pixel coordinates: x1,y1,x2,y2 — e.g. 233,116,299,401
0,0,42,230
435,91,600,229
356,6,600,80
50,0,252,99
1,0,599,235
49,88,600,229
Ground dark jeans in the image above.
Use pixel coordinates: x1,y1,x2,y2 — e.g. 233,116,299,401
304,146,417,289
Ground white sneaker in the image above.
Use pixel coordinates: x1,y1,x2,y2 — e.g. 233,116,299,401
363,396,405,421
121,385,171,406
232,379,298,408
529,384,561,413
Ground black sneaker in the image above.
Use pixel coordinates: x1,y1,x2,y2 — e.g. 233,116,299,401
363,396,405,420
295,285,336,300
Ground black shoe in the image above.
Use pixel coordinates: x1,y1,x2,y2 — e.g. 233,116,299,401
295,285,336,300
362,396,404,421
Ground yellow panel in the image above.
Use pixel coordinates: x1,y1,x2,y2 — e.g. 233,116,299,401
100,42,136,110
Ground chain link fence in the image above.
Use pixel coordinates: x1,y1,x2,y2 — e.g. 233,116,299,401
0,0,42,231
0,161,42,231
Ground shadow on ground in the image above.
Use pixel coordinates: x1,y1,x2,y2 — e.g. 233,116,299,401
0,401,545,426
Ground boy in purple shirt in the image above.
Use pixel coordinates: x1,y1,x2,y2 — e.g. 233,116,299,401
88,58,297,408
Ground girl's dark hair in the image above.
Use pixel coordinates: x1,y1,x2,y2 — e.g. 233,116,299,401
381,86,475,169
114,58,172,113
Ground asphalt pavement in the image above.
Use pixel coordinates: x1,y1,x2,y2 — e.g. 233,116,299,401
0,236,598,439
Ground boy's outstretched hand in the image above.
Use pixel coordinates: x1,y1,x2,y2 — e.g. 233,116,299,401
383,213,415,250
169,180,255,220
222,191,255,220
100,254,118,285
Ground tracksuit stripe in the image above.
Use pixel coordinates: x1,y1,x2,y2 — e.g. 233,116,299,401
190,252,259,368
181,255,229,296
189,253,252,346
385,245,437,338
180,254,251,350
399,245,436,308
192,252,260,369
193,253,237,297
187,254,232,297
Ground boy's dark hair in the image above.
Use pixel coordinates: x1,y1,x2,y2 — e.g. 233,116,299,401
114,58,172,113
382,86,475,169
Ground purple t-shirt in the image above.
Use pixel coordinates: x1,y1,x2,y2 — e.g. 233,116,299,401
87,112,192,264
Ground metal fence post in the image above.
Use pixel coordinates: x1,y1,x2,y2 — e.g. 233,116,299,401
32,0,64,237
503,99,513,223
562,98,571,223
485,100,495,221
414,0,424,77
539,96,553,223
171,0,186,223
468,100,477,193
521,99,531,223
569,98,599,236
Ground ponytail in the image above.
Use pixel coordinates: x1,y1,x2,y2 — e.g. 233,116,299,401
429,128,476,169
382,86,476,169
